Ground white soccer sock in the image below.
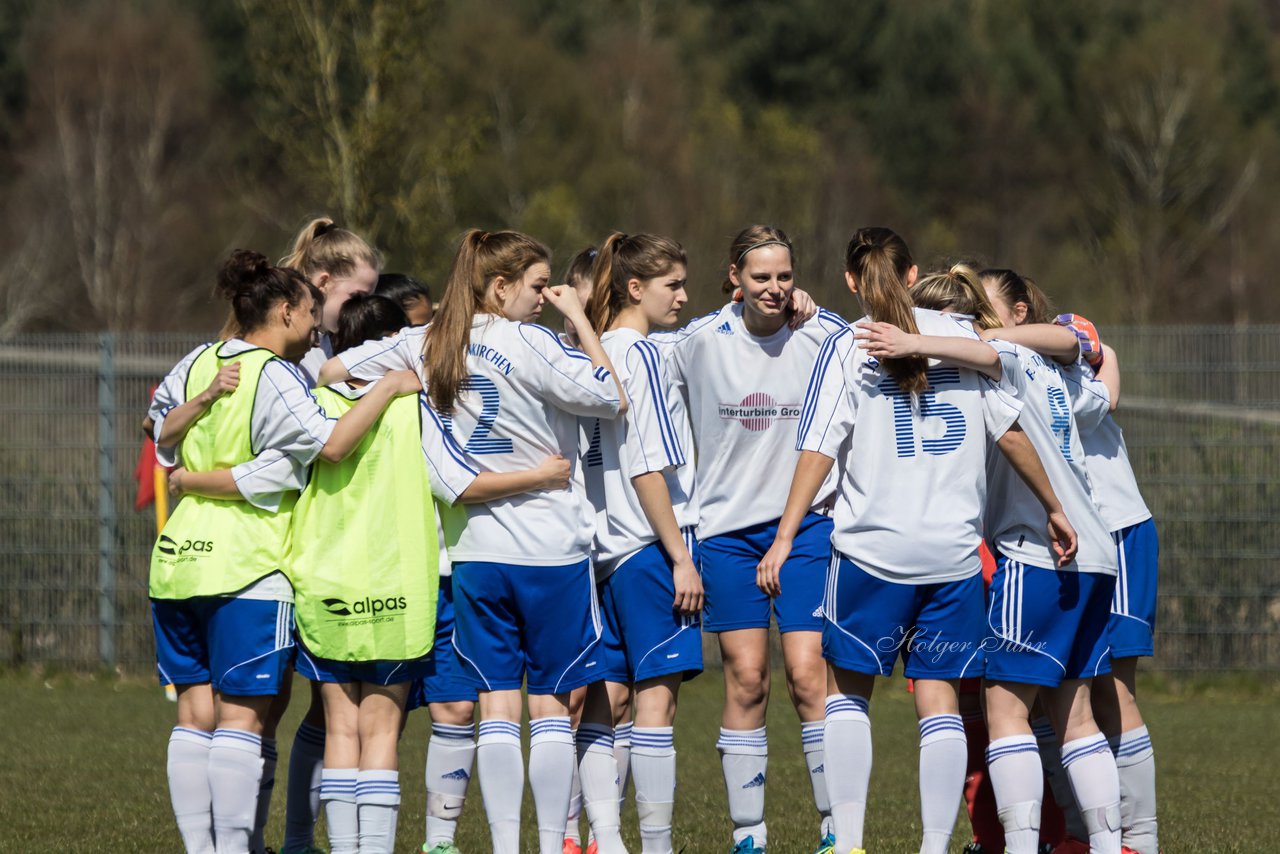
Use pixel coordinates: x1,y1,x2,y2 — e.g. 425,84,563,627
356,769,400,854
208,728,264,854
1062,734,1122,854
917,714,966,854
986,735,1042,854
530,716,577,854
717,726,768,846
477,720,524,854
800,720,832,838
823,695,871,853
614,721,633,805
1111,726,1159,854
282,721,325,853
425,722,475,847
168,727,216,854
632,726,677,854
320,768,359,854
250,737,276,854
1031,716,1088,840
576,723,625,853
566,738,583,845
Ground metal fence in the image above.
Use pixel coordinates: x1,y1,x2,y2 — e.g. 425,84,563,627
1,328,1277,673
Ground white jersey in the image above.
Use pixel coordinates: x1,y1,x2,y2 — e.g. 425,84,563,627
659,302,846,539
986,341,1117,575
1060,361,1151,532
344,313,622,565
339,325,430,385
582,328,697,578
798,309,1021,584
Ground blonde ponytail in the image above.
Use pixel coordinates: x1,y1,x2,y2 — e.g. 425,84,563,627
846,227,928,393
912,264,1003,332
282,217,381,281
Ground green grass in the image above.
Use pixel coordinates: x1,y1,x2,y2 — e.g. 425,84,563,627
0,670,1275,853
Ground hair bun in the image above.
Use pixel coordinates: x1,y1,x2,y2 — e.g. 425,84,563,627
217,249,271,299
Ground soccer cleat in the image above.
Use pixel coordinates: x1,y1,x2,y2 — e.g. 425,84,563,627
423,844,463,854
810,832,836,854
584,842,597,854
962,844,987,854
563,839,583,854
730,836,765,854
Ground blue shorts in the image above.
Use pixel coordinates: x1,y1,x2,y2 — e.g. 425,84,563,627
295,641,429,687
407,576,479,711
821,554,986,679
598,536,704,684
453,558,602,695
151,597,294,696
699,512,832,633
1108,518,1158,659
984,558,1115,687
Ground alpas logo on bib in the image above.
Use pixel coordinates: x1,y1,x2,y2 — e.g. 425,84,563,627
718,392,801,432
322,596,408,617
157,534,214,556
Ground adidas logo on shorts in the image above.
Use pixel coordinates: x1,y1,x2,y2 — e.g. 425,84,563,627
442,768,470,781
716,321,733,335
742,771,766,789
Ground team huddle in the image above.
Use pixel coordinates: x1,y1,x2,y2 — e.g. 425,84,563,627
146,219,1160,854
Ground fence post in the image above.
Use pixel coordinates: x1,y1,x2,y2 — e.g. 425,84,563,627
97,332,117,668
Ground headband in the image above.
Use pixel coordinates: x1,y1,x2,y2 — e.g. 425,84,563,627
736,239,789,266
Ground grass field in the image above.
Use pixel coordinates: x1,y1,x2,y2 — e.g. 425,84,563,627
0,669,1275,853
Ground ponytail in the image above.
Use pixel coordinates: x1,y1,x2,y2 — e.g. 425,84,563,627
282,217,381,281
911,264,1003,332
845,227,928,394
425,229,549,414
215,250,310,334
585,232,686,335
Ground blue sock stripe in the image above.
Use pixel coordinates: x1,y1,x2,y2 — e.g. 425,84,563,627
1030,719,1057,740
800,723,825,744
1113,737,1153,757
918,714,964,736
173,726,213,740
575,724,615,750
1061,737,1111,767
824,695,869,716
986,741,1039,763
213,728,262,747
432,723,476,740
715,732,768,748
530,717,573,736
262,744,279,761
631,728,675,746
355,783,401,792
614,723,633,739
295,722,326,746
479,720,522,737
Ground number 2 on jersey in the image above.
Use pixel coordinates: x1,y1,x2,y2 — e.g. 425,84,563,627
879,367,967,458
460,374,513,454
1046,386,1073,461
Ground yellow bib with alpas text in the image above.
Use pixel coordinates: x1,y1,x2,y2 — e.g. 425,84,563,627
149,344,296,599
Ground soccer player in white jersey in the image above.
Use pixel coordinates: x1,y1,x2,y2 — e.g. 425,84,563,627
760,232,1076,854
990,290,1162,854
147,251,420,854
569,233,703,854
909,269,1125,854
322,229,626,854
656,225,844,854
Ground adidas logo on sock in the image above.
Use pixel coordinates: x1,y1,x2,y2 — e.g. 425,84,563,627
812,763,823,774
442,768,470,781
716,321,733,335
742,771,766,789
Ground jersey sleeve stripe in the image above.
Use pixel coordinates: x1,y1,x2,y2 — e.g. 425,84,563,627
798,328,849,443
634,340,685,467
521,323,592,360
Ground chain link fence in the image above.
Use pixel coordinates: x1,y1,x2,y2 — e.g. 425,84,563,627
1,328,1276,673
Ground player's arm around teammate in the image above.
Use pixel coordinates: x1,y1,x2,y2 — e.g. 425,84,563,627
572,233,703,854
148,252,419,854
760,233,1050,854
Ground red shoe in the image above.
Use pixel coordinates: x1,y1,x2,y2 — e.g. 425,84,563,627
1052,838,1089,854
585,842,598,854
563,840,583,854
